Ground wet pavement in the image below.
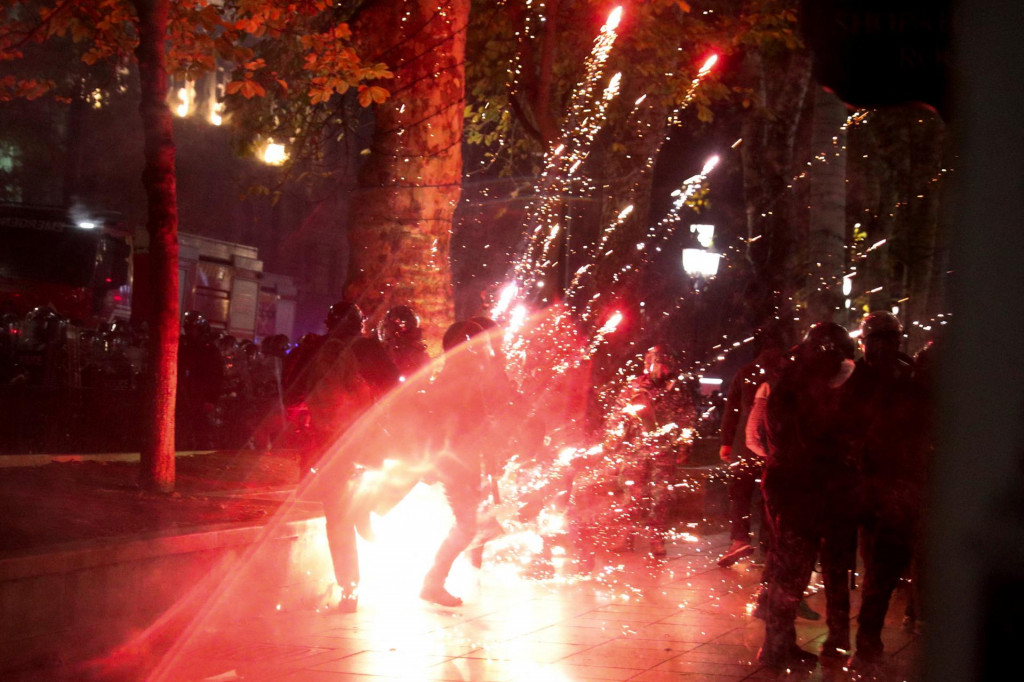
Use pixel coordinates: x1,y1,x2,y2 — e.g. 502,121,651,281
162,528,922,682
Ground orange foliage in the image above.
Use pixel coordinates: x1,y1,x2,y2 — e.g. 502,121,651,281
0,0,390,108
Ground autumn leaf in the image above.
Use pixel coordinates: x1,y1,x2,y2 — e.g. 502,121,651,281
226,77,266,99
357,84,372,107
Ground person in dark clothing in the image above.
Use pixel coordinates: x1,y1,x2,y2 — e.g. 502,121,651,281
843,311,926,672
755,322,858,670
177,311,224,450
718,325,788,567
608,344,695,557
420,320,492,607
288,301,400,613
377,304,431,380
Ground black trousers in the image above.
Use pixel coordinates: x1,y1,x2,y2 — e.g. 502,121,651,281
856,514,914,659
763,500,857,657
727,457,764,543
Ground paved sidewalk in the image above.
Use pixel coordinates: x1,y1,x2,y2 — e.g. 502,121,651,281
155,529,922,681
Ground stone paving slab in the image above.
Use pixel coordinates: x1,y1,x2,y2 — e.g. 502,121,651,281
144,530,921,682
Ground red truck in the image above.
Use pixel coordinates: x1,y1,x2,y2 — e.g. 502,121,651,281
0,204,132,325
0,203,296,340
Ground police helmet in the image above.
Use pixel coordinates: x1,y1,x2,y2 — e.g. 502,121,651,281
860,310,903,339
325,301,364,339
800,322,856,360
262,334,291,358
442,320,484,353
377,304,420,343
182,310,210,337
25,306,65,345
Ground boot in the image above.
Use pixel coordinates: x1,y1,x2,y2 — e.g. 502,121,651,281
420,583,463,607
717,539,755,567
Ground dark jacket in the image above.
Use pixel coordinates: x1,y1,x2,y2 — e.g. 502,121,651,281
763,360,857,530
720,353,786,458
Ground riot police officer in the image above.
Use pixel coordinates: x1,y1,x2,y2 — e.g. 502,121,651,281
843,311,924,672
608,344,695,556
177,311,224,450
286,301,399,613
376,304,431,380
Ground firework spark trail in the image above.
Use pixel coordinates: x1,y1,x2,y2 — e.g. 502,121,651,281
668,53,719,125
489,106,948,588
564,204,633,304
549,55,720,327
531,72,624,272
623,53,719,200
511,7,624,294
570,154,722,330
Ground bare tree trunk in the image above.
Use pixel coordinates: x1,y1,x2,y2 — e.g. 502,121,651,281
346,0,469,351
806,87,848,322
133,0,179,493
740,48,813,324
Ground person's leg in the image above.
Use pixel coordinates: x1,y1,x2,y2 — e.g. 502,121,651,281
761,513,818,667
820,520,857,657
855,519,913,664
322,482,359,612
648,454,676,555
422,480,478,605
613,456,649,551
728,458,758,542
720,459,758,566
752,496,775,619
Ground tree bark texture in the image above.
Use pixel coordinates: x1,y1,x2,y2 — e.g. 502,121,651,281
133,0,179,493
740,48,812,324
346,0,470,351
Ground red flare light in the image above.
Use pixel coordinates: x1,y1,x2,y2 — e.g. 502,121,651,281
599,311,623,335
605,6,623,31
699,53,719,76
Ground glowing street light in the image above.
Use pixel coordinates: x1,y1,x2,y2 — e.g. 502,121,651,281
209,102,225,126
690,224,715,248
262,140,288,166
682,248,721,278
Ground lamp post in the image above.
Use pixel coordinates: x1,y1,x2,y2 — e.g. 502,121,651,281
681,223,721,290
681,224,721,361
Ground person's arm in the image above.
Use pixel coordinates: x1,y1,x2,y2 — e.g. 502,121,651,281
718,368,747,462
745,382,771,459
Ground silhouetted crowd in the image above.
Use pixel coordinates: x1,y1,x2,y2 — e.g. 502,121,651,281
718,313,936,673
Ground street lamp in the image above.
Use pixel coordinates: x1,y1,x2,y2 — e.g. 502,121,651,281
681,248,721,278
681,223,721,284
261,139,288,166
